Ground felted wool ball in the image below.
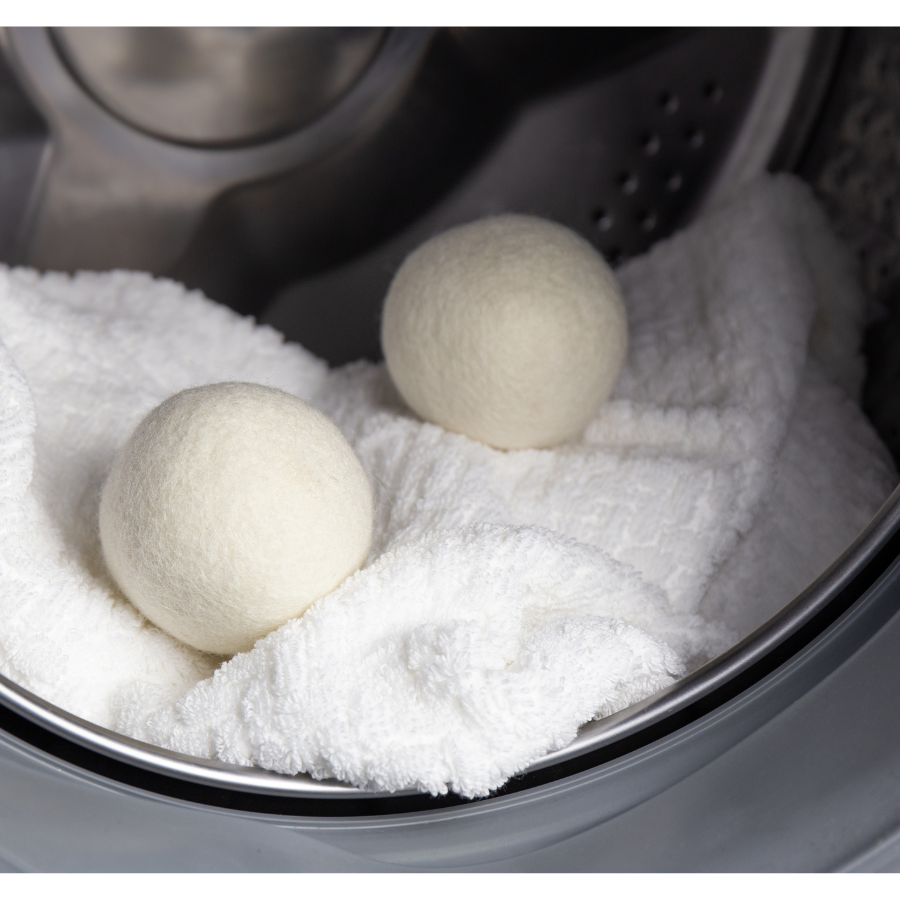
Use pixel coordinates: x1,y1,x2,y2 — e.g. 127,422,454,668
99,382,374,656
381,214,628,449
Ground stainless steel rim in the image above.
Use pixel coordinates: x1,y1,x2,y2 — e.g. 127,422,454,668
3,482,898,799
1,26,895,802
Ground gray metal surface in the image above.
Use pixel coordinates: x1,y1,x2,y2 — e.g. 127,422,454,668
0,47,46,261
0,674,397,799
0,27,432,274
2,526,900,870
698,28,816,212
52,27,385,147
469,556,900,872
0,22,887,804
3,480,898,802
3,27,900,870
263,27,784,363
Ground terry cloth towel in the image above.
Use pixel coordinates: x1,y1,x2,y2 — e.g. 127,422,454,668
0,174,895,797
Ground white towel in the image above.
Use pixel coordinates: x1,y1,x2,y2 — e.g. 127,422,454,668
0,174,894,797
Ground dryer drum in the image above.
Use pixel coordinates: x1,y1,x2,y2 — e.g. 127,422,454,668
2,26,900,867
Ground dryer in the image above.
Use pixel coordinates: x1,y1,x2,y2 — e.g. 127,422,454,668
1,26,900,871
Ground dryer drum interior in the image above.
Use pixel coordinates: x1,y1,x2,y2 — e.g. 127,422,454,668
2,25,900,864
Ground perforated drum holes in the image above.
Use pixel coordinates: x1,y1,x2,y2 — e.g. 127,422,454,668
703,80,724,103
586,31,768,271
641,132,662,155
686,126,705,149
592,208,614,232
617,172,639,194
638,210,658,233
254,28,772,364
659,91,680,115
665,170,684,192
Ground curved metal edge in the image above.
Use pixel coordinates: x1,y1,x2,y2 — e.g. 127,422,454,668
524,479,900,773
1,27,435,273
0,29,55,267
3,480,897,800
45,27,390,151
0,672,416,799
699,27,816,213
3,26,435,184
0,22,895,800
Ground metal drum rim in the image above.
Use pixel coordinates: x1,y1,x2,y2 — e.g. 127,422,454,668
2,483,898,800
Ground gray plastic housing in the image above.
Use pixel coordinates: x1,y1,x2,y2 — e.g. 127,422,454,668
2,547,900,871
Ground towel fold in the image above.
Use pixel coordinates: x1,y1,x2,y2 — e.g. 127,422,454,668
0,174,894,797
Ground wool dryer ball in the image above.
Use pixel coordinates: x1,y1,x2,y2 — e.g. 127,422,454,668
99,383,374,656
381,214,629,449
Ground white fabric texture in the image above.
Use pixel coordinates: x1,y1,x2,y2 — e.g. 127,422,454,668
0,174,895,797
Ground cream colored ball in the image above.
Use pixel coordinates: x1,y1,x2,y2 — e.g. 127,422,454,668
99,382,374,656
381,214,628,449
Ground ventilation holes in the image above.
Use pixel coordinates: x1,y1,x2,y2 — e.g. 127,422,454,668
641,132,661,156
686,126,705,149
638,210,658,233
703,81,723,103
665,170,683,192
592,208,614,232
588,67,732,266
617,172,639,195
659,91,679,115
